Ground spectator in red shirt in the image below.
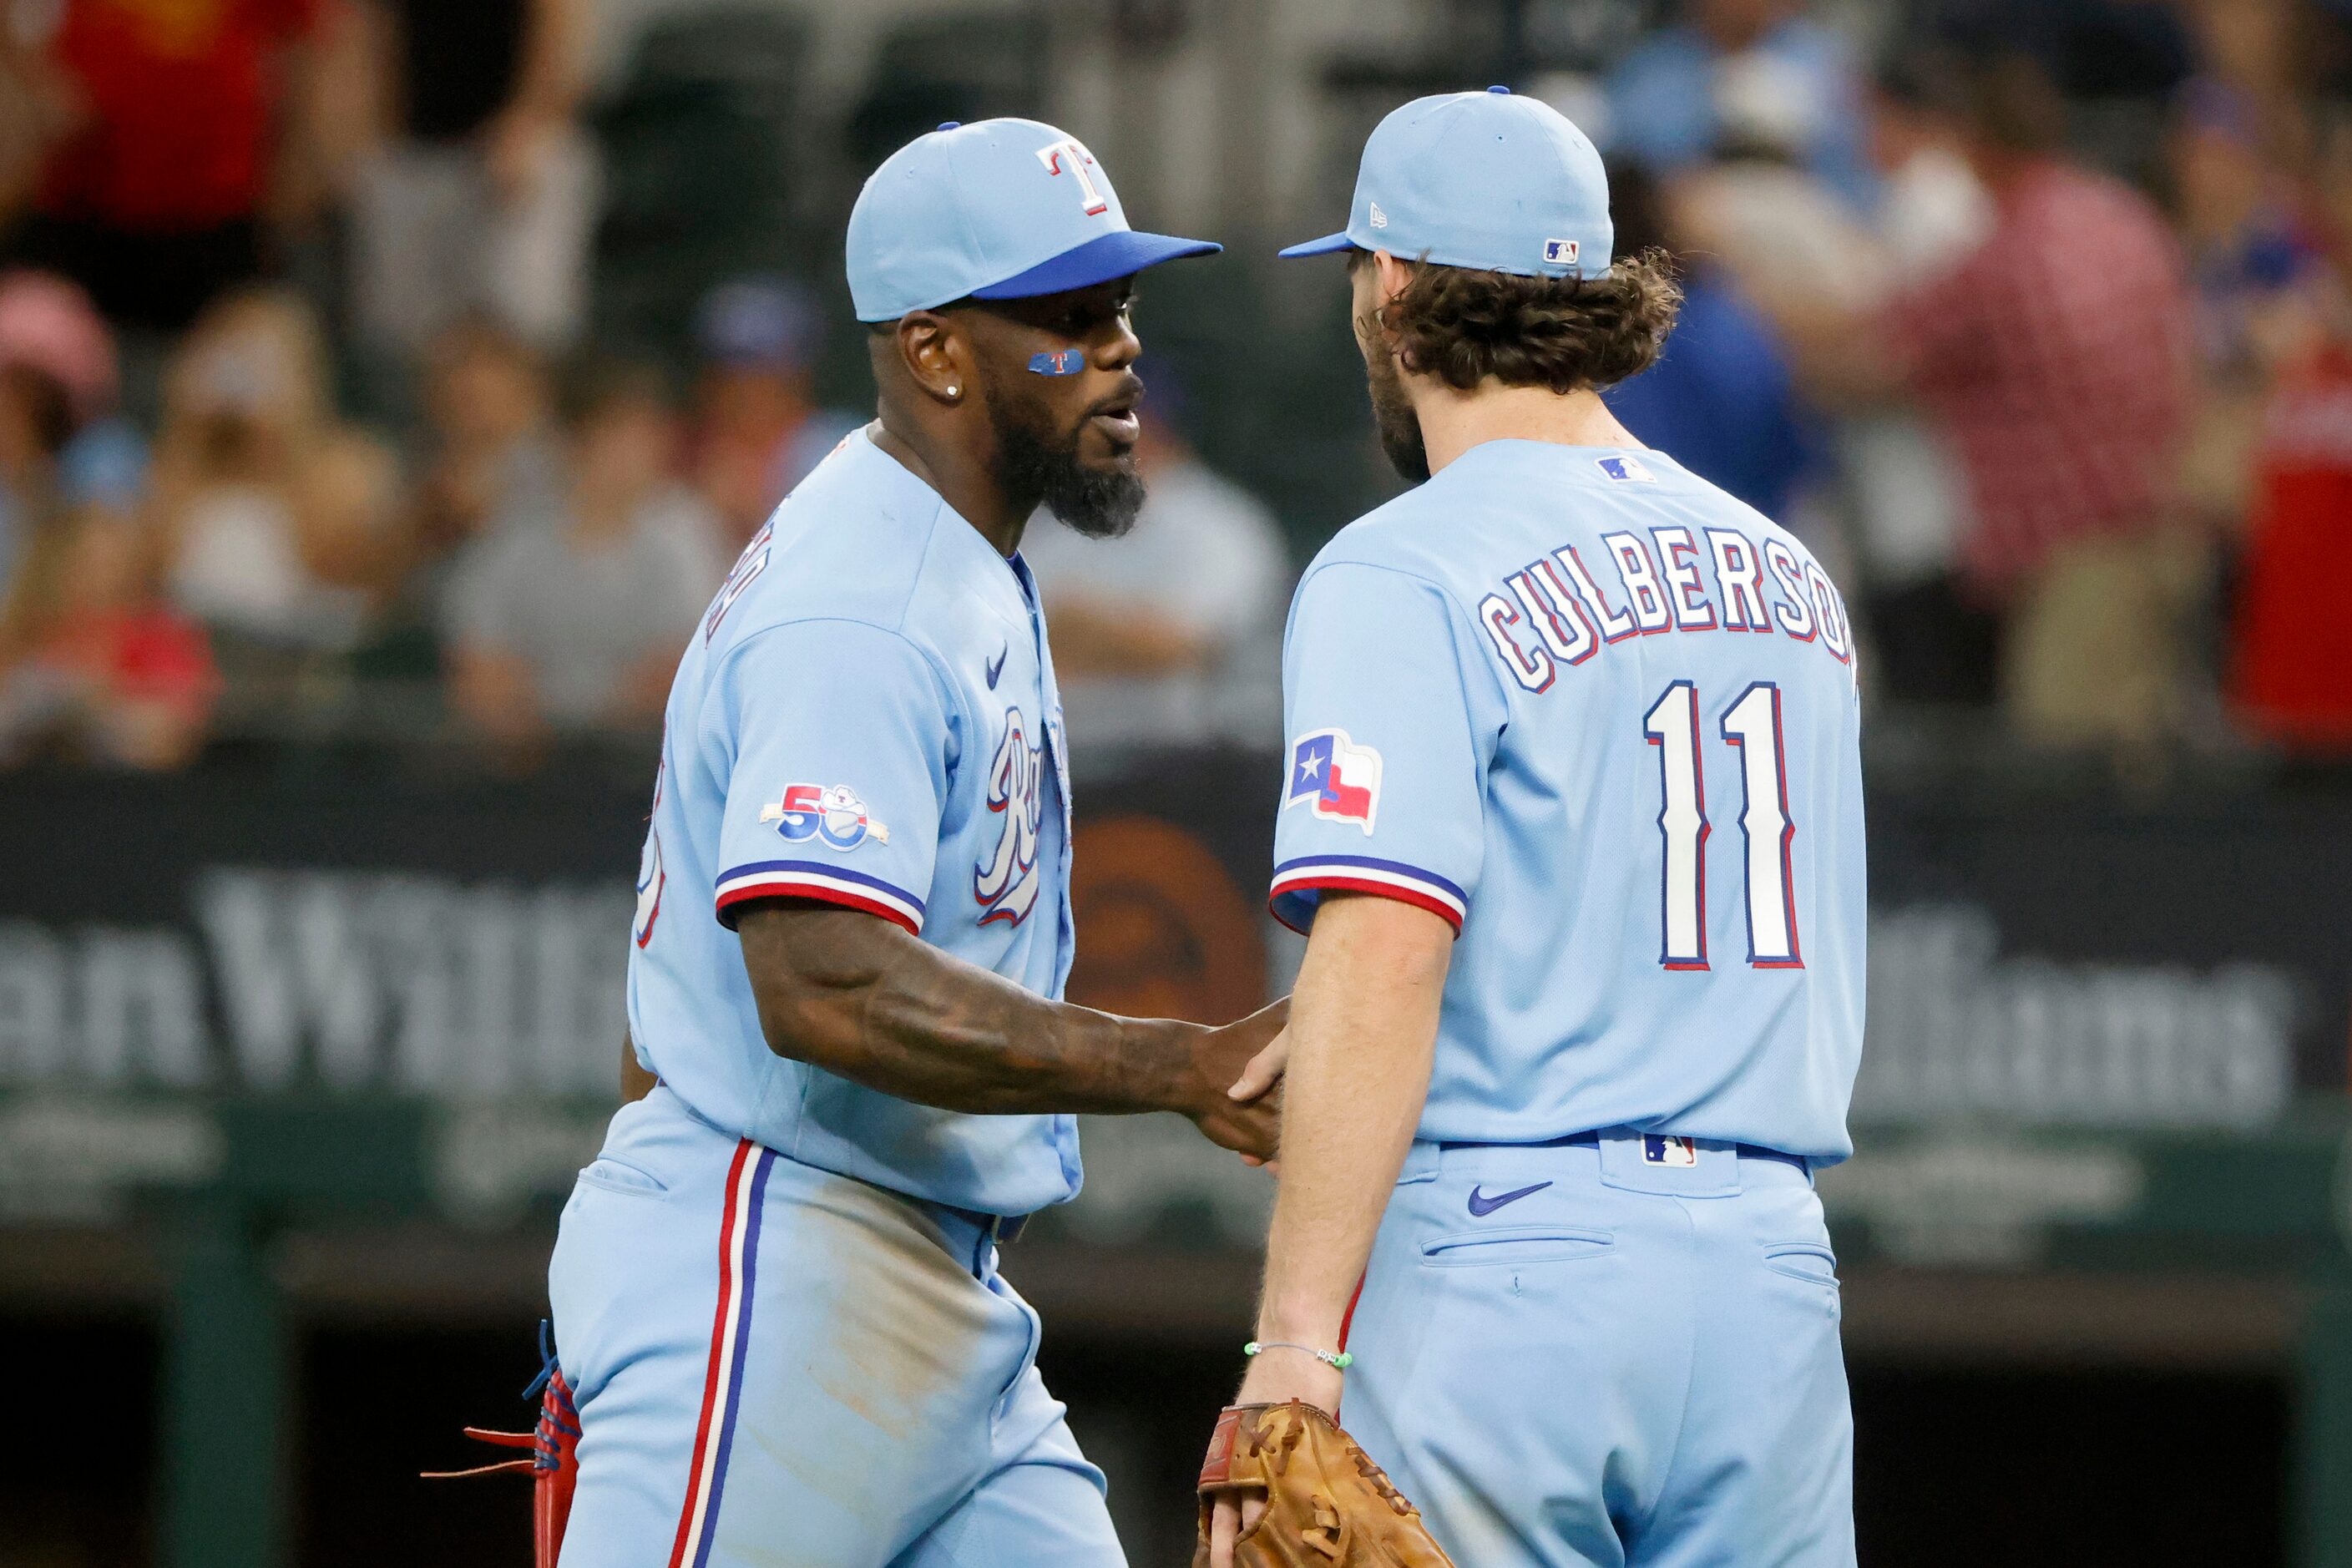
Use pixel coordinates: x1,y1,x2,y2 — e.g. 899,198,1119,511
1785,40,2198,756
0,506,219,768
2233,336,2352,751
2,0,331,331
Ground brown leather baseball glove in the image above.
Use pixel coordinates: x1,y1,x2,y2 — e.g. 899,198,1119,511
1193,1401,1459,1567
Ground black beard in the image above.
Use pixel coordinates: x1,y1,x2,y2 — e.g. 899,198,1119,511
986,378,1146,539
1364,336,1430,484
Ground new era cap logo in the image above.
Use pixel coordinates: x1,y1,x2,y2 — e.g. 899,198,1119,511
1368,200,1388,230
1544,237,1579,265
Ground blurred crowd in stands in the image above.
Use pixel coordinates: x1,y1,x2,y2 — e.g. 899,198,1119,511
1,0,2350,776
1596,0,2352,767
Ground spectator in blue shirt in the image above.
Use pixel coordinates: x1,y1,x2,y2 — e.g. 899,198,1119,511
1605,0,1877,211
690,276,863,553
1602,159,1824,523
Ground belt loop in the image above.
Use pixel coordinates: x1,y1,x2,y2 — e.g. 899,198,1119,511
1398,1141,1444,1185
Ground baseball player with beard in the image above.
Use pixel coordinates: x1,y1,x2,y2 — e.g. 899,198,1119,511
548,119,1286,1568
1200,90,1865,1567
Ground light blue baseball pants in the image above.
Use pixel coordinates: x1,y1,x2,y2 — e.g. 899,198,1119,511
1338,1129,1855,1567
547,1085,1124,1568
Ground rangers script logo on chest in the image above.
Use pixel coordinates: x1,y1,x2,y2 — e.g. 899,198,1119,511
974,706,1045,925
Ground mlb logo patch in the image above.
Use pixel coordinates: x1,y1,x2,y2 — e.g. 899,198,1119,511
1596,453,1657,483
1543,237,1580,266
1642,1135,1698,1167
1286,728,1383,834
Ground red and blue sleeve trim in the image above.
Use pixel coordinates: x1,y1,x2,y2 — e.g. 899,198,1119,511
1269,854,1468,936
714,859,926,935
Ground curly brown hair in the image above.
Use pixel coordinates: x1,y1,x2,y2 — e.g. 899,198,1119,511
1354,248,1684,395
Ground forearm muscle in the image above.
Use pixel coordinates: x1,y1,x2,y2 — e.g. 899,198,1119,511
736,903,1191,1117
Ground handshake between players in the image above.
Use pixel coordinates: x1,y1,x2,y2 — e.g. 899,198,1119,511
506,88,1864,1568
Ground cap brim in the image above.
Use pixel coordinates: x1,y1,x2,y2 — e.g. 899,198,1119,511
969,230,1221,300
1276,232,1356,259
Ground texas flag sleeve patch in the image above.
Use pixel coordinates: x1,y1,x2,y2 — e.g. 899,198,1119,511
1271,726,1465,936
1286,728,1383,833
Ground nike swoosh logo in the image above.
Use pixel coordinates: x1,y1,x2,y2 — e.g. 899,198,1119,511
986,644,1008,689
1466,1181,1551,1217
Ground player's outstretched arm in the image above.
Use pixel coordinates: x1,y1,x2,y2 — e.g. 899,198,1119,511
735,902,1284,1159
1252,893,1449,1374
1203,891,1452,1565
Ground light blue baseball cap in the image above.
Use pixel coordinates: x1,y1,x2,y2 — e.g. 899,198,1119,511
1279,87,1613,280
847,118,1222,322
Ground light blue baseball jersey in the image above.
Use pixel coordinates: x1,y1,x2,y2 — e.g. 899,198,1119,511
1271,439,1865,1161
628,427,1081,1216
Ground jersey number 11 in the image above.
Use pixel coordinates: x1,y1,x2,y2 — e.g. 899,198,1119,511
1641,680,1801,972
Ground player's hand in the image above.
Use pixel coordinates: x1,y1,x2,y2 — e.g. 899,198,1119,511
1180,998,1287,1163
1206,1489,1263,1568
1227,1025,1287,1101
1205,1348,1345,1567
1227,1025,1288,1173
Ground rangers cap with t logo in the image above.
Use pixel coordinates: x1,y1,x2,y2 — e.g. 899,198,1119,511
847,118,1222,321
1278,87,1613,280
